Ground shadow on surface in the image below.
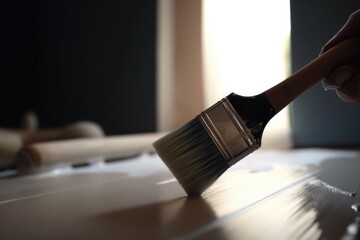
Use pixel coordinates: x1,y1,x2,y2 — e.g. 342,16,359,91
91,196,227,239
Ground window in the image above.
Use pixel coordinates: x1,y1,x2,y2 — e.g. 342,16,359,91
203,0,291,148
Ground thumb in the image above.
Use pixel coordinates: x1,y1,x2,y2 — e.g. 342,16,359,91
322,9,360,53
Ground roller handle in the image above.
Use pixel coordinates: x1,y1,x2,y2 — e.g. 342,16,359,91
0,121,104,169
15,121,104,143
16,132,165,169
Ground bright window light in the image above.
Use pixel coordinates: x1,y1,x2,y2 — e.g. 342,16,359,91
203,0,292,148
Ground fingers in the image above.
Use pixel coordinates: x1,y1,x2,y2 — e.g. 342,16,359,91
323,64,360,102
323,56,360,102
323,65,355,89
321,10,360,103
322,9,360,53
335,75,360,103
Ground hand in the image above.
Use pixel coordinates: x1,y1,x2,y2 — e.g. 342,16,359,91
321,9,360,103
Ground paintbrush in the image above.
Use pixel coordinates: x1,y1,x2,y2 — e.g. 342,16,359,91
153,37,360,196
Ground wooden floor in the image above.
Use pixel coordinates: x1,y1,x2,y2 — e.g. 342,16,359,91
1,148,360,239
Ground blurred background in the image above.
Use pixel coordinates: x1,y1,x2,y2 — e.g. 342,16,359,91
1,0,157,134
2,0,360,147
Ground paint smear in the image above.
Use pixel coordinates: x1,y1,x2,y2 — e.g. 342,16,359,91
310,179,356,197
156,178,177,185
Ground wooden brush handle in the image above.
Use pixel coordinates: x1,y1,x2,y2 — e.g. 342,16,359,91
265,37,360,113
16,132,165,168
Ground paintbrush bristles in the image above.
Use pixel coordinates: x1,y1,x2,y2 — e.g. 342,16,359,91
153,118,229,196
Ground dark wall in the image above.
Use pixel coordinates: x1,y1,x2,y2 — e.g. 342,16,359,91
290,1,360,147
1,0,156,135
290,1,359,72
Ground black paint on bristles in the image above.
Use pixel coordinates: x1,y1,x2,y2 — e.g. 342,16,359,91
153,118,229,196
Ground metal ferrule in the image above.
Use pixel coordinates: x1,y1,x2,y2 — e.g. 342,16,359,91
198,98,259,166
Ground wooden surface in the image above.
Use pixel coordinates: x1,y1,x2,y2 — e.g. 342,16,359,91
1,148,360,239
